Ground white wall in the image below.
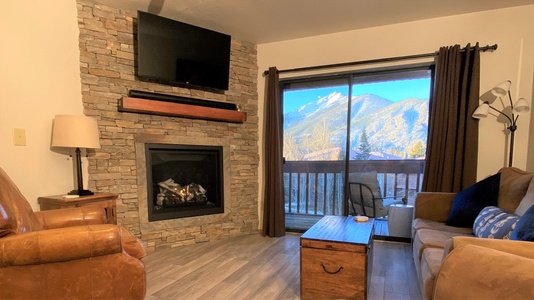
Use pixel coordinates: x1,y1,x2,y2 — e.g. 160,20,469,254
0,1,84,210
257,5,534,222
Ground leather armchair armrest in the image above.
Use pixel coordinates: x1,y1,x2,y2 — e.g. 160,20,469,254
434,244,534,300
120,226,147,259
414,192,456,222
0,224,122,267
34,205,107,229
443,236,534,260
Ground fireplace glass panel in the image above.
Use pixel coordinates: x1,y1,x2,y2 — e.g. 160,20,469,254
146,144,224,221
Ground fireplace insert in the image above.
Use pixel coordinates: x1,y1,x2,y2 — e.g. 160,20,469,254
145,143,224,221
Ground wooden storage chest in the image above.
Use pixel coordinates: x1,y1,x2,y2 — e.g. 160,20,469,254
300,216,374,299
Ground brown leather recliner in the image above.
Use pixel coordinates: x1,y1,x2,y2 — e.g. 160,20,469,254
0,167,146,299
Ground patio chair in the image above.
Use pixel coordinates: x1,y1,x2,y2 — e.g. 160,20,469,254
348,171,406,218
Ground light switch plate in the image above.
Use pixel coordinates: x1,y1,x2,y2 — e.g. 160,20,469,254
13,128,26,146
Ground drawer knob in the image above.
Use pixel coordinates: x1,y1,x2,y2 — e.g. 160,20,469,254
321,263,343,274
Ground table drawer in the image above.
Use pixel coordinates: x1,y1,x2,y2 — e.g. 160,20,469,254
301,247,367,299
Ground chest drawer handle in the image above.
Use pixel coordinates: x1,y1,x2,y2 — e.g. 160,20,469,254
321,263,343,274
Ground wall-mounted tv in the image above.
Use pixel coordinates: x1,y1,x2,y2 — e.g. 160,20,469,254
136,11,231,91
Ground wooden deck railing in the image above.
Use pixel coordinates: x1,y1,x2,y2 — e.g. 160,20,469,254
283,160,425,216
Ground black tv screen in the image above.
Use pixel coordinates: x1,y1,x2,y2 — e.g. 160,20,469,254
136,11,231,91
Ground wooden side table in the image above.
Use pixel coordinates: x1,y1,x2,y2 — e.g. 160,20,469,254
300,216,374,299
38,192,118,224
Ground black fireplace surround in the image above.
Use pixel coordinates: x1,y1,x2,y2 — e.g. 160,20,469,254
145,143,224,221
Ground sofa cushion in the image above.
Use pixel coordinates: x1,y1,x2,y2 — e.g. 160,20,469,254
413,219,475,236
514,177,534,216
498,167,534,213
511,204,534,242
413,228,472,262
473,206,519,239
420,247,443,300
445,173,500,228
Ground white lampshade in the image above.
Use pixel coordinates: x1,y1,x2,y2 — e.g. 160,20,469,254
472,102,490,119
490,80,511,97
513,98,530,114
51,115,100,149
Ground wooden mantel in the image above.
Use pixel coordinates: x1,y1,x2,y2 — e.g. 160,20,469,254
118,97,247,123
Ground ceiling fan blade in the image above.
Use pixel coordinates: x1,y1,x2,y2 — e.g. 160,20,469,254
147,0,165,14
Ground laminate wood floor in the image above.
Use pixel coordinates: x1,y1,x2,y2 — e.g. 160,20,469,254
143,233,421,300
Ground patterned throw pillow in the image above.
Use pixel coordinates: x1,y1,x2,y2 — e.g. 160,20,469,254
473,206,520,239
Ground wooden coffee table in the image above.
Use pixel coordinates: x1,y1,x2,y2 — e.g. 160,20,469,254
300,216,374,299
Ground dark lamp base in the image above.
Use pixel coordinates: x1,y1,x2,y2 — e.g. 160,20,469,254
68,189,95,196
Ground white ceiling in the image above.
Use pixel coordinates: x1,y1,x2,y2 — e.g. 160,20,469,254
95,0,534,44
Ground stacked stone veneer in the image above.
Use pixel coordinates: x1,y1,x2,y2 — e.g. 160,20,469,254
76,0,259,251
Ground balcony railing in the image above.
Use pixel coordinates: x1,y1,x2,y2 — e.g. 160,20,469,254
283,160,425,216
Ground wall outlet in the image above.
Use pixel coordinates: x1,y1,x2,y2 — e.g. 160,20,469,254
13,128,26,146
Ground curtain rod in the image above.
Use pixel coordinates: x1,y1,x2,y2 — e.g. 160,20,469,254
262,44,497,76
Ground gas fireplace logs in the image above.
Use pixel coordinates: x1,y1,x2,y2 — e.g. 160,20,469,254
155,178,210,209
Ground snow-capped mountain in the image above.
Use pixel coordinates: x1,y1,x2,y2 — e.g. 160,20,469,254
283,92,428,160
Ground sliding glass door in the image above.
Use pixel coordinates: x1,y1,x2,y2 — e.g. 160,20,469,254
348,69,431,202
282,78,349,230
282,66,432,232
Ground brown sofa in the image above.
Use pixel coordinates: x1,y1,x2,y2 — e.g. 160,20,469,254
412,167,534,299
0,167,146,299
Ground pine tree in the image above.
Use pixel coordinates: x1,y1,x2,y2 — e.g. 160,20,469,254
356,129,371,160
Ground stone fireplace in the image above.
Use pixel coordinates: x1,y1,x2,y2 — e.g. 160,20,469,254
77,1,259,252
134,134,241,250
145,143,224,221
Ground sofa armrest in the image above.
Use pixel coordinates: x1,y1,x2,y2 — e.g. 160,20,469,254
443,236,534,260
414,192,456,222
434,244,534,300
34,205,107,229
0,224,122,267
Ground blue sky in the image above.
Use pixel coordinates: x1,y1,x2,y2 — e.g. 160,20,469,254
283,78,431,114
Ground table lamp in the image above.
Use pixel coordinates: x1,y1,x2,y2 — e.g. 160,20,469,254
51,115,101,195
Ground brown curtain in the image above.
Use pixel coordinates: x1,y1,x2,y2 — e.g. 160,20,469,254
422,43,480,192
262,67,285,237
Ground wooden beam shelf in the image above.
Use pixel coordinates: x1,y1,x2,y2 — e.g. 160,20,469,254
118,97,247,123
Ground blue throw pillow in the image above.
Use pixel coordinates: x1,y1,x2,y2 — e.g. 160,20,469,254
510,203,534,241
446,173,501,228
473,206,519,239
